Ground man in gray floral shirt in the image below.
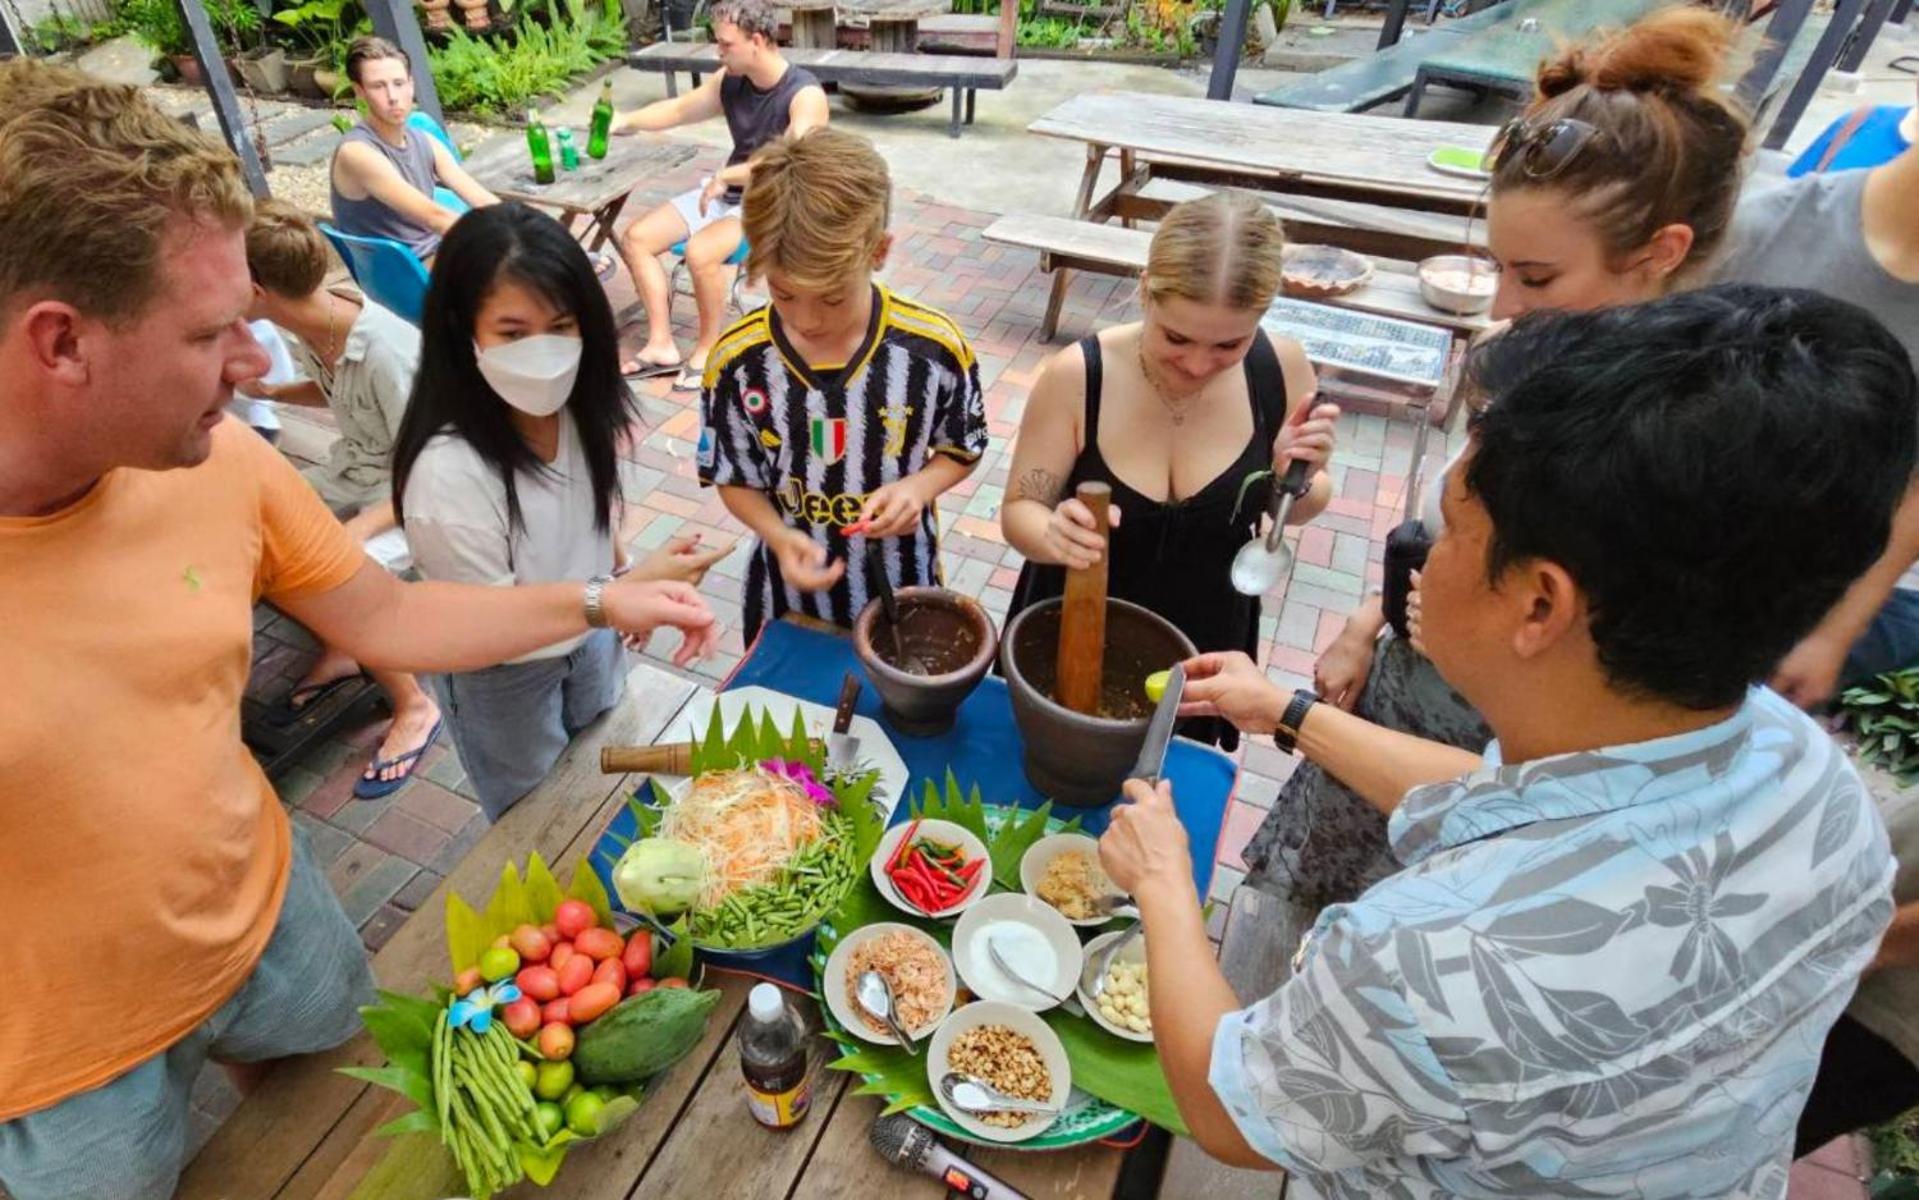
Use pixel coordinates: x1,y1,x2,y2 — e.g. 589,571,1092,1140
1101,287,1918,1197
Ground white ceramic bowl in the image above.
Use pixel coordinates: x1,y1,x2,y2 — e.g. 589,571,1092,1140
950,891,1083,1012
926,1001,1072,1143
1417,254,1498,315
1018,833,1114,928
1076,929,1154,1044
821,922,956,1047
870,818,993,920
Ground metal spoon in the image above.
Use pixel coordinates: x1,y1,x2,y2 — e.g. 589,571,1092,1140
1230,457,1313,597
937,1072,1060,1118
985,935,1068,1006
854,969,919,1055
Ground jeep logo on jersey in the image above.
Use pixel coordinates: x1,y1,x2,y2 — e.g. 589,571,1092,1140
809,416,848,465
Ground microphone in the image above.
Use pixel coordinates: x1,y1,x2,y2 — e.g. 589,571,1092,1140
869,1113,1032,1200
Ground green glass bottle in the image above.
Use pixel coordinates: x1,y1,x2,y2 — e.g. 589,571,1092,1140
526,108,555,185
588,79,614,161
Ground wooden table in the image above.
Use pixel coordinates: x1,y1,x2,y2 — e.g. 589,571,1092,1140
181,656,1141,1199
463,134,697,252
835,0,950,108
1026,92,1495,346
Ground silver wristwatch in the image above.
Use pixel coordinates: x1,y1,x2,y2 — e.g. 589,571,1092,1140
583,573,614,629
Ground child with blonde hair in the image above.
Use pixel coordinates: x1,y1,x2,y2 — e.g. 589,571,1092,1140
699,127,987,643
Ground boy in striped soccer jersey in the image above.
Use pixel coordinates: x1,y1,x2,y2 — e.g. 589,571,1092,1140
699,127,986,643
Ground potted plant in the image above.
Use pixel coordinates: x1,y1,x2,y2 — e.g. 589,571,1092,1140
271,0,351,96
118,0,200,80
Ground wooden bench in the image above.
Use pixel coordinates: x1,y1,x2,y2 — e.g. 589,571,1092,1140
982,211,1489,342
626,42,1017,138
1130,176,1481,265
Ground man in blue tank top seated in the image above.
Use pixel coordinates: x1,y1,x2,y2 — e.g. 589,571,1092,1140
606,0,829,388
328,36,498,263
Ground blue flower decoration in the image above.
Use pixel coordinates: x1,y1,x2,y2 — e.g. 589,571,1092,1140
448,981,522,1034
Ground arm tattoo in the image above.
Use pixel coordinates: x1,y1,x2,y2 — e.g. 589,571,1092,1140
1013,467,1064,507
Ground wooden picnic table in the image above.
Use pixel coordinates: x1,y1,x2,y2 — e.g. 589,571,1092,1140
463,133,698,252
179,648,1145,1199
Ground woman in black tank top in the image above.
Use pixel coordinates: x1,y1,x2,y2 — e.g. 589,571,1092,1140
999,195,1339,749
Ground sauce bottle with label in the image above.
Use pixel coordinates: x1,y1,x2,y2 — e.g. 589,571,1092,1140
740,983,811,1129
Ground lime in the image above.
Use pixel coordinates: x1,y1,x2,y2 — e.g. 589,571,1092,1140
1144,670,1171,702
515,1060,538,1089
565,1089,608,1137
533,1100,565,1141
561,1082,584,1104
533,1058,575,1101
479,945,520,983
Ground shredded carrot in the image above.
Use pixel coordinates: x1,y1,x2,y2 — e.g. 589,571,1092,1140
660,765,827,908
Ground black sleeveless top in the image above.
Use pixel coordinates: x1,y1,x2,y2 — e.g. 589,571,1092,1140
720,64,820,200
1007,332,1290,749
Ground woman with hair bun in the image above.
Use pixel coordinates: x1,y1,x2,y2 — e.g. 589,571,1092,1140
1246,7,1751,916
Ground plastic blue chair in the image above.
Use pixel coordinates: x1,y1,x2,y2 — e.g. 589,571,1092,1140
320,223,431,326
405,110,469,216
669,236,750,314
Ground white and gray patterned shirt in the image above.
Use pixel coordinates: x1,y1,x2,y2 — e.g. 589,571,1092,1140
1211,686,1894,1198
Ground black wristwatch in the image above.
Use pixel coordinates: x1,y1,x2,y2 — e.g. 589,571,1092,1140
1273,689,1318,754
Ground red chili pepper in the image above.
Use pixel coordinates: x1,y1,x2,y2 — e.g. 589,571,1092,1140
891,864,929,911
908,852,943,897
892,820,922,872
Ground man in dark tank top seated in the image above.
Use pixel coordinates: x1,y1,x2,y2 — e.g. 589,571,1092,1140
328,36,498,263
604,0,828,388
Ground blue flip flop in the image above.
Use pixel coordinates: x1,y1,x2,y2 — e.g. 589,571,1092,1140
353,717,443,800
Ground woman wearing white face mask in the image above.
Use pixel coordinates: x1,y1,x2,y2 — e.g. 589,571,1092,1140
392,203,731,820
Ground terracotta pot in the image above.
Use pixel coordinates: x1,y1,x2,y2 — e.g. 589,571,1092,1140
999,597,1196,807
170,53,206,85
852,588,996,736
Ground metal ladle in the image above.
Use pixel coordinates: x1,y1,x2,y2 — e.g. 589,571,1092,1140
938,1073,1061,1118
1230,456,1313,597
854,969,919,1055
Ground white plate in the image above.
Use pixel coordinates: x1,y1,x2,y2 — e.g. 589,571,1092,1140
951,893,1083,1012
871,819,992,920
821,922,956,1046
1018,833,1113,928
926,1002,1073,1144
1076,930,1154,1044
660,685,910,821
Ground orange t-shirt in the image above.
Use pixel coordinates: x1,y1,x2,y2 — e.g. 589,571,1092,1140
0,418,367,1120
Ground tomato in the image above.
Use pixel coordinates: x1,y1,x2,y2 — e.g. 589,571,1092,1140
453,966,484,994
517,965,562,1003
548,942,577,973
627,978,656,997
621,932,652,980
554,899,596,940
478,946,520,983
542,997,572,1026
591,958,627,994
502,997,542,1039
509,924,552,964
575,927,624,962
540,922,562,944
556,953,594,997
536,1021,575,1061
568,982,620,1024
658,977,689,989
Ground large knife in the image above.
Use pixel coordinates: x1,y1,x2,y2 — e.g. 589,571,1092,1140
827,672,863,773
1127,664,1184,786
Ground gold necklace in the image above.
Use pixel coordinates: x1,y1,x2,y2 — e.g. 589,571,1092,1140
1138,345,1197,427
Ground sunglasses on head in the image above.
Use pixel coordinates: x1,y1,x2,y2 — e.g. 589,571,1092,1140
1490,117,1608,181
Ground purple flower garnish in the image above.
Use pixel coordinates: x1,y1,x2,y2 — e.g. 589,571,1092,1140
763,758,834,807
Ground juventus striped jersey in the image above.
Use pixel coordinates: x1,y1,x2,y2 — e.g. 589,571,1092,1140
698,285,987,642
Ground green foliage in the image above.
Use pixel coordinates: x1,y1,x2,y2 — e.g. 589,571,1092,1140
1016,15,1082,47
270,0,353,53
115,0,191,57
27,8,115,53
1839,667,1919,784
426,4,624,117
1871,1108,1919,1190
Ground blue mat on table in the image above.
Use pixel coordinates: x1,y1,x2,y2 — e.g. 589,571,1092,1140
590,619,1240,986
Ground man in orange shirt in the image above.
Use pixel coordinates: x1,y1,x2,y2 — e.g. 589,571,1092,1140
0,63,720,1200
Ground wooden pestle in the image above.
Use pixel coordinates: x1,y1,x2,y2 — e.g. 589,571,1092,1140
1055,481,1112,715
600,739,824,774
